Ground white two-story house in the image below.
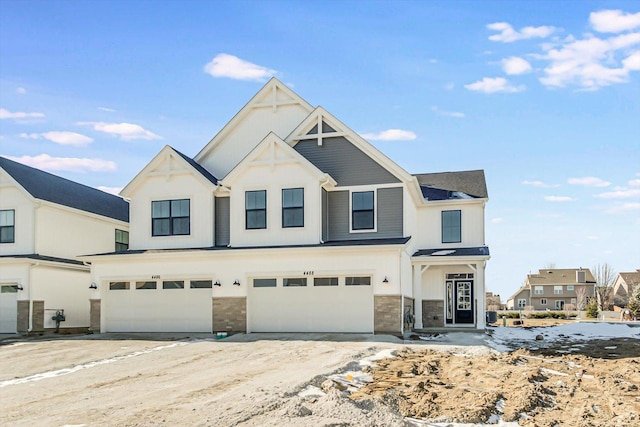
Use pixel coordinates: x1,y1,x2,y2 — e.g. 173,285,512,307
82,79,489,335
0,156,129,334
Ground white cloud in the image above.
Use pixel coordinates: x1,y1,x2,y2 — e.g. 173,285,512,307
606,202,640,213
431,106,465,118
464,77,525,93
16,87,26,95
540,32,640,90
98,107,116,112
203,53,277,82
20,131,93,147
491,217,504,224
629,178,640,187
361,129,417,141
5,154,117,173
568,176,611,187
594,188,640,199
590,9,640,33
97,186,123,195
544,195,576,202
0,108,45,120
522,180,560,188
487,22,555,43
78,121,161,141
502,56,532,75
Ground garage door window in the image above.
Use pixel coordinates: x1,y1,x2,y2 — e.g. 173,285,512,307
109,281,129,290
284,278,307,287
1,285,18,293
190,280,213,289
163,280,184,289
345,277,371,286
314,277,338,286
253,278,276,287
136,281,156,290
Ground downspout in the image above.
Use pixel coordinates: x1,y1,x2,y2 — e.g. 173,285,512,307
28,262,39,333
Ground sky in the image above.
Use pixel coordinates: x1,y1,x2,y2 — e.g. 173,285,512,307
1,0,638,301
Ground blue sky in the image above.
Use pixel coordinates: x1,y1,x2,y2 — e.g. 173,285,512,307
1,1,638,300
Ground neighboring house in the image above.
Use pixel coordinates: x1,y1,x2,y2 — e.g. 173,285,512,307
485,292,503,310
81,78,490,335
506,268,596,311
0,157,129,334
612,270,640,307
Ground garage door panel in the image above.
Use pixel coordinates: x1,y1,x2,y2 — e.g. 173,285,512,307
105,288,211,333
249,284,373,333
0,285,18,333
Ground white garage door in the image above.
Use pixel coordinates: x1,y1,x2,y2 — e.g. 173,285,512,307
104,280,212,332
249,277,373,333
0,285,18,333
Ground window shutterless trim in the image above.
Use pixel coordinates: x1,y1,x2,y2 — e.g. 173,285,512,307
0,209,15,244
350,190,375,232
151,199,190,236
282,188,304,228
246,190,267,230
115,229,129,251
441,210,461,243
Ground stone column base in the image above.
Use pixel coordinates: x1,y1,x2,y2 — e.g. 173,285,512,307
90,299,101,333
212,297,246,333
374,295,402,335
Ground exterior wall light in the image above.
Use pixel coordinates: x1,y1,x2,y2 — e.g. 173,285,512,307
382,276,389,284
16,285,24,291
233,280,240,286
214,280,221,287
89,282,98,289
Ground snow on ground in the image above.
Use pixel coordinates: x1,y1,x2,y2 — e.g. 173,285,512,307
486,322,640,352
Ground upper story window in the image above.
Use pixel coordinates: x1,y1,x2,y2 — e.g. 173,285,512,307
0,210,15,244
567,285,574,291
442,210,461,243
152,199,190,236
246,190,267,229
282,188,304,228
554,285,563,294
534,286,543,295
115,229,129,251
352,191,374,231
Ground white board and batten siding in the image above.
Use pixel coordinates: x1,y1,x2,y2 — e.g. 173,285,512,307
0,285,18,333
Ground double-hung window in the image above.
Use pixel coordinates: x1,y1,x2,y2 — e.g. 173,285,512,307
442,210,461,243
0,210,15,243
554,286,563,295
534,286,543,295
282,188,303,228
246,190,266,229
115,229,129,251
352,191,374,230
152,199,190,236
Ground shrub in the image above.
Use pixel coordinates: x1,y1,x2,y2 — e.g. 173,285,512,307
585,299,599,318
627,286,640,317
497,311,525,319
527,311,577,319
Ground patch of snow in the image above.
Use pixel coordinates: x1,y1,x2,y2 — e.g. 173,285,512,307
406,417,520,426
297,385,326,398
495,399,505,413
604,346,617,349
358,348,396,367
540,368,569,377
0,342,189,388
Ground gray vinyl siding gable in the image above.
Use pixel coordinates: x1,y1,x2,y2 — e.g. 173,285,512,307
294,136,400,186
326,187,403,241
215,197,230,246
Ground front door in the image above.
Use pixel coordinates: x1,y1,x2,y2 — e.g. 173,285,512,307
454,281,473,324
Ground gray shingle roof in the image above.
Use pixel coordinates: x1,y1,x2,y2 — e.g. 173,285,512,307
413,170,488,199
171,147,218,185
413,246,490,257
1,156,129,222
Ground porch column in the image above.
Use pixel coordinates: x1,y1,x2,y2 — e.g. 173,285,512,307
476,261,486,329
412,265,423,329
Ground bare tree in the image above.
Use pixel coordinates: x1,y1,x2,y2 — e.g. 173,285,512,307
593,263,616,311
575,285,588,311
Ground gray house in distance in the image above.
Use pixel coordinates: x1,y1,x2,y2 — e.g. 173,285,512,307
507,268,596,311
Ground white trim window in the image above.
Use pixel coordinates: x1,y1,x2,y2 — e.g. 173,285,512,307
534,286,543,295
567,285,574,291
517,298,527,308
152,199,190,236
282,188,304,228
554,286,563,295
555,300,565,310
246,190,267,230
442,210,461,243
540,298,548,305
350,190,375,232
0,209,15,244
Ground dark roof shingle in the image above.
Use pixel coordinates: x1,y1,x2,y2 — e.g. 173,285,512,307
1,156,129,222
413,170,488,200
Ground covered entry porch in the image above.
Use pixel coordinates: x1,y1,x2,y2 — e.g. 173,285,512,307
411,247,489,330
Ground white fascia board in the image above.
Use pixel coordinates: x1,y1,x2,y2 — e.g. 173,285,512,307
416,197,489,208
194,78,315,162
410,255,490,266
220,132,332,186
285,107,415,184
0,257,89,272
37,199,129,228
121,146,217,198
